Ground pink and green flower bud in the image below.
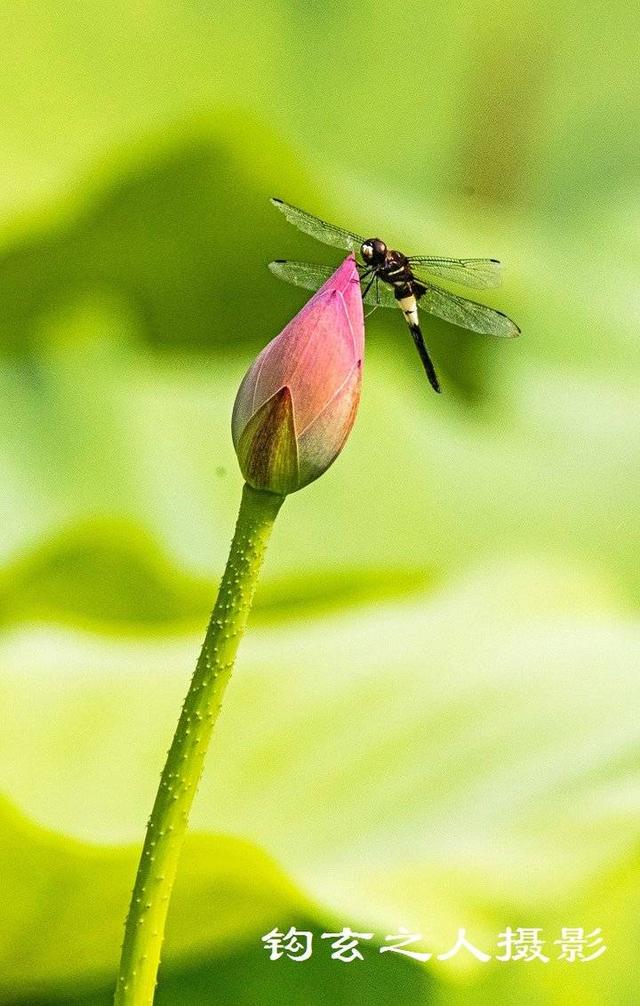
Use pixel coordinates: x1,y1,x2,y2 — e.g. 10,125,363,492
232,255,364,495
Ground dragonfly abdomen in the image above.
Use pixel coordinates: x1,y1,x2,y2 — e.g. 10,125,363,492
396,290,420,329
392,280,441,394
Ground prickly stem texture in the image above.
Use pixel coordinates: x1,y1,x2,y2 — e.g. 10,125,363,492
115,483,284,1005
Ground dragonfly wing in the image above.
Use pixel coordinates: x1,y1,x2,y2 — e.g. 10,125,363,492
271,198,365,255
269,261,397,308
408,256,503,289
419,283,520,338
269,260,334,293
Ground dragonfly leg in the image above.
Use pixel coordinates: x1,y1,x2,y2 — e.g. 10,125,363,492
360,271,376,301
364,278,381,318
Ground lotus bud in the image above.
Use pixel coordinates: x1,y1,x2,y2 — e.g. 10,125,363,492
232,255,364,495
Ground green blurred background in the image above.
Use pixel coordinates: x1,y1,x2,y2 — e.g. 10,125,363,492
0,2,638,1003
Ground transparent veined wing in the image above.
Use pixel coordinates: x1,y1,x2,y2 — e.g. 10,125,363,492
419,283,520,338
269,259,520,335
268,260,398,307
268,260,335,294
407,256,503,289
271,198,365,255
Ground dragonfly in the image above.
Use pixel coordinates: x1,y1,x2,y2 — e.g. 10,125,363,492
269,197,520,393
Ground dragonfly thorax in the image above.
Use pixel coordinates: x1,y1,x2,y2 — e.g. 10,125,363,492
361,238,387,265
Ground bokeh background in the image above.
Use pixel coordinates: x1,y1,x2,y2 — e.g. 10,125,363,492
1,2,638,1003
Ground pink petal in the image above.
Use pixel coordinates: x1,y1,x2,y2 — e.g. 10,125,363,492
297,360,362,486
252,256,363,431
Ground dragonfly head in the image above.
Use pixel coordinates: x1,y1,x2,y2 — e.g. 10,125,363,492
361,238,387,265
